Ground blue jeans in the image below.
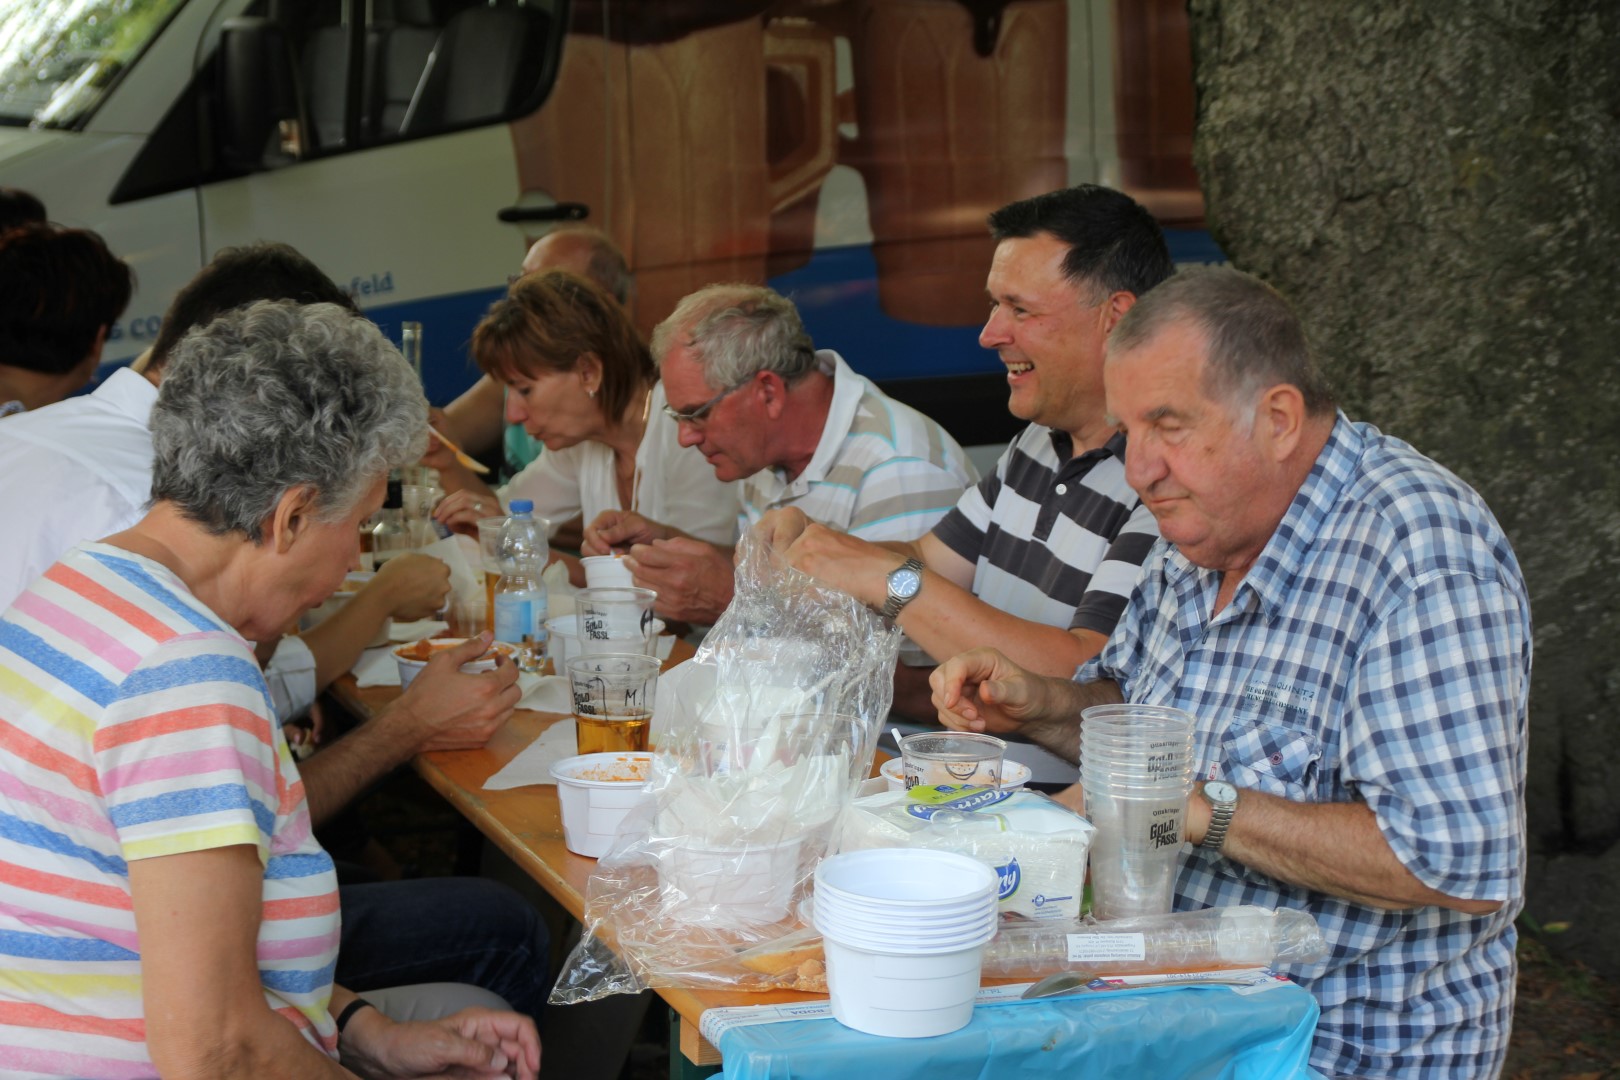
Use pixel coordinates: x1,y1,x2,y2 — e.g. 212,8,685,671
334,878,551,1024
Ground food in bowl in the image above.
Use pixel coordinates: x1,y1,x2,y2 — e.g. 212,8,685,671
392,637,514,688
570,756,652,783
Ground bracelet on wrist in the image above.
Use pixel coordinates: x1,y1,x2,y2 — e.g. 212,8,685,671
335,997,375,1034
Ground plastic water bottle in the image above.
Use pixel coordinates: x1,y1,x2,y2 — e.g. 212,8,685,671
493,499,549,672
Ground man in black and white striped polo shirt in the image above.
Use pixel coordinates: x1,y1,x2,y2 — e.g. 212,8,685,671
761,185,1173,781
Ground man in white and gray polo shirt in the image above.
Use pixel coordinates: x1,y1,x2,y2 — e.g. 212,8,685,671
760,185,1174,777
582,283,976,628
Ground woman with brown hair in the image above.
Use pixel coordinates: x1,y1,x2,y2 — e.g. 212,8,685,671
433,270,737,578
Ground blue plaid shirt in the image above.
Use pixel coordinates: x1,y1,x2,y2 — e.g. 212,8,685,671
1079,416,1531,1079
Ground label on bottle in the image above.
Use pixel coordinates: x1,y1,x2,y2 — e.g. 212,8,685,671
494,591,547,646
1066,932,1147,963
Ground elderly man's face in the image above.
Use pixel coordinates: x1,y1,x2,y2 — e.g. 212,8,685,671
1105,321,1275,572
979,233,1112,435
661,343,768,482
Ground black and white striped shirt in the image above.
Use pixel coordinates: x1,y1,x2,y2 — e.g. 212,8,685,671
933,425,1158,637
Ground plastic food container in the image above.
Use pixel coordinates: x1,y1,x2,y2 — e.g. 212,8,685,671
392,637,513,688
550,752,655,858
881,756,1031,793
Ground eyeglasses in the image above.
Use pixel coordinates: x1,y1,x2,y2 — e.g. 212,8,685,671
661,380,746,426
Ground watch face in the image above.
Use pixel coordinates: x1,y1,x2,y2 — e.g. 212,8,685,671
1205,780,1238,804
891,568,922,599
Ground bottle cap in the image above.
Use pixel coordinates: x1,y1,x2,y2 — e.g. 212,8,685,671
510,499,534,514
384,479,403,508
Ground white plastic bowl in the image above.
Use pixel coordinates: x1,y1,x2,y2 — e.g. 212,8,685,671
549,752,654,858
657,835,803,924
392,637,512,689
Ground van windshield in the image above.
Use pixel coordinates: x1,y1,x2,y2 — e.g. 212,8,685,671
0,0,187,128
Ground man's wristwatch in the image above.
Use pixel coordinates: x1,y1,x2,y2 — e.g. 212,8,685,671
881,557,925,619
1201,780,1239,852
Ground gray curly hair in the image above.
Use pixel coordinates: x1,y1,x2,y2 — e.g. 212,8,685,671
150,300,427,539
650,283,817,389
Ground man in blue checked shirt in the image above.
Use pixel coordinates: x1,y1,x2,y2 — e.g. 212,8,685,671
934,266,1531,1078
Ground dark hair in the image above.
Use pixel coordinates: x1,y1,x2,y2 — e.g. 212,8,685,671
474,269,654,424
0,188,47,232
988,184,1174,300
0,223,133,375
149,242,357,371
1109,266,1337,418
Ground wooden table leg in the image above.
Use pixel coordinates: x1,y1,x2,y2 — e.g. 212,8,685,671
669,1006,722,1079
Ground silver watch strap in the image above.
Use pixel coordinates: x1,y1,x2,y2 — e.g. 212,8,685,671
881,556,925,619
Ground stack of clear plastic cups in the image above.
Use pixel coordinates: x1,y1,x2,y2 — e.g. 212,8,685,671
811,849,999,1038
1078,704,1196,920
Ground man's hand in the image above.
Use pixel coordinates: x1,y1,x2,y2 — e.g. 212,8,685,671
753,507,812,553
369,552,451,621
582,509,669,556
623,537,734,623
388,633,521,752
781,522,902,609
930,647,1052,734
340,1004,540,1080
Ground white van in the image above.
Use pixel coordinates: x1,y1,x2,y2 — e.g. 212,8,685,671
0,0,1219,446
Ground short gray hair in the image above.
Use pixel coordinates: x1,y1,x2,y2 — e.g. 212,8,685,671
151,300,428,539
650,283,817,389
1108,266,1336,419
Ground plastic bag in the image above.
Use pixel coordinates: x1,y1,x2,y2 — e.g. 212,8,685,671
550,533,902,1004
714,904,1328,996
980,905,1327,979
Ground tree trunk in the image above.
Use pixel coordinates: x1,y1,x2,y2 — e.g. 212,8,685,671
1186,0,1620,973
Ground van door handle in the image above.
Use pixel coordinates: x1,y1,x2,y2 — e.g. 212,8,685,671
496,202,589,223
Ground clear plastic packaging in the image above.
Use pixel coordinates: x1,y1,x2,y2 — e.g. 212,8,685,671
549,534,902,1004
980,905,1327,979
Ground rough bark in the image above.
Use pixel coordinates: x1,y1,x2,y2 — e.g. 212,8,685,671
1187,0,1620,974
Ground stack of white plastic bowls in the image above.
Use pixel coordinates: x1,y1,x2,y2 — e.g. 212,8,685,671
1079,704,1195,920
811,849,998,1038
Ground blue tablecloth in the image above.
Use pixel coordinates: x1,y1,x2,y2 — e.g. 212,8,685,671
717,982,1320,1080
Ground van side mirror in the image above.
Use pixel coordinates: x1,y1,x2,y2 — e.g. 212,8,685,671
215,17,306,170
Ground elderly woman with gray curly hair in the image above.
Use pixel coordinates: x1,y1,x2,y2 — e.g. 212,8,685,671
0,301,539,1078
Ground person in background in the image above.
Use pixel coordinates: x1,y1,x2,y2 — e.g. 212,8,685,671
0,242,448,724
0,300,540,1078
0,186,47,232
754,184,1168,767
582,283,977,640
934,267,1529,1077
432,270,739,582
433,225,633,479
0,222,132,417
0,245,551,1028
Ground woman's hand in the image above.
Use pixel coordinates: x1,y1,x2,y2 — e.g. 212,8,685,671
433,488,502,537
339,1004,540,1080
419,408,464,474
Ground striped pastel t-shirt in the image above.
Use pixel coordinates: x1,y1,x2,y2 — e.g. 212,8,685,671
0,543,340,1077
